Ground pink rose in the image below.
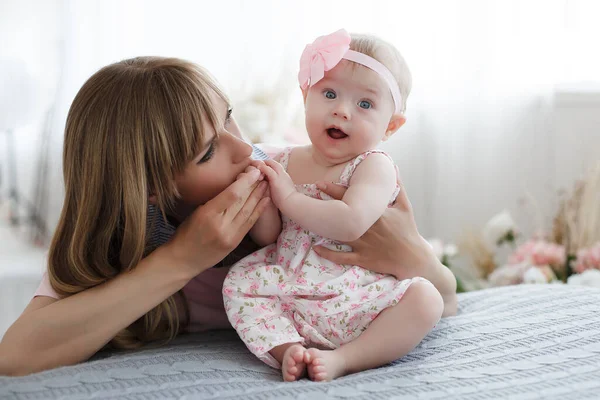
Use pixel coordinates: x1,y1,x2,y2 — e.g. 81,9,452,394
297,276,307,285
249,282,260,292
509,240,566,269
573,243,600,273
253,303,270,314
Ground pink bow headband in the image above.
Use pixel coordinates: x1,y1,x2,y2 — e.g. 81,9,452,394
298,29,403,114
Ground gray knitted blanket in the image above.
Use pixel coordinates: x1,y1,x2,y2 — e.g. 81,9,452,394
2,284,600,399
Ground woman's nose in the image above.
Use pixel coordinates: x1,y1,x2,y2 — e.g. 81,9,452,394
232,134,253,162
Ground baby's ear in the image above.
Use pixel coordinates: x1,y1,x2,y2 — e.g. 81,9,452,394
383,114,406,141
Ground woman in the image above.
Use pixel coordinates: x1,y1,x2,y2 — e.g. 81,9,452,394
0,57,456,377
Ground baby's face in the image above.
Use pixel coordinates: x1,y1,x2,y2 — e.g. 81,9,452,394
304,60,397,164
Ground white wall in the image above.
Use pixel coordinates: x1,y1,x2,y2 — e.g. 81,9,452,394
1,0,599,244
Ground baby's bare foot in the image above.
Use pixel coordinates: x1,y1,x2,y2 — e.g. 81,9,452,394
281,344,307,382
304,348,348,382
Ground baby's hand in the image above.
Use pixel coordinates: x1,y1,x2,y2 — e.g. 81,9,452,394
252,159,297,209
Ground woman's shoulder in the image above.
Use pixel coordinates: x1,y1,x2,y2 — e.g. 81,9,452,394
33,272,60,299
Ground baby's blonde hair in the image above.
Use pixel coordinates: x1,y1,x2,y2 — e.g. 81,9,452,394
350,33,412,113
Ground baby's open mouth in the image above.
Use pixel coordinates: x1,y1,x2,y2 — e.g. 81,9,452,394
327,127,348,139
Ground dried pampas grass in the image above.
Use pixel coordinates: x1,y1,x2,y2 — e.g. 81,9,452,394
459,229,496,278
561,162,600,254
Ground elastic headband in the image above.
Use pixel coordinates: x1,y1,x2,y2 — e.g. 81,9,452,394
298,29,403,113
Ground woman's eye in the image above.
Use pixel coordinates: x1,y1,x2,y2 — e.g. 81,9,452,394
358,100,372,109
198,143,216,164
324,90,336,99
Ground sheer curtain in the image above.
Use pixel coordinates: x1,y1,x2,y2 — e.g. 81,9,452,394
10,0,600,241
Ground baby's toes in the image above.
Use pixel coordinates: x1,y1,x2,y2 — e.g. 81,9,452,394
291,347,305,364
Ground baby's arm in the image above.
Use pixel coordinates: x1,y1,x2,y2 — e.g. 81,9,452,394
249,192,282,247
259,154,397,242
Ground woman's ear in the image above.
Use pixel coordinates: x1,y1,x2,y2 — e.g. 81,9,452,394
383,115,406,141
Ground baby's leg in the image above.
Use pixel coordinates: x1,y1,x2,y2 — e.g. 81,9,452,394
270,342,308,382
305,280,444,381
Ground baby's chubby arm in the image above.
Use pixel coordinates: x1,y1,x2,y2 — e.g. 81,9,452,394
230,163,280,247
256,154,397,242
249,187,281,246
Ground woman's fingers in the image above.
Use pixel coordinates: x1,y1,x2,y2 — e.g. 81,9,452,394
391,166,411,211
249,159,266,169
231,180,268,227
392,184,412,212
316,181,347,200
313,245,361,266
210,168,262,215
237,197,272,234
237,165,264,181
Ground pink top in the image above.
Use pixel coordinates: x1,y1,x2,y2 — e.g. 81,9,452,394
34,144,281,332
35,268,231,333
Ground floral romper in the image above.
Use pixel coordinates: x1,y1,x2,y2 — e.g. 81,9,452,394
223,147,429,368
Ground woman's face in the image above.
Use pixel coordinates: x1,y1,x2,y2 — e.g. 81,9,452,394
173,93,253,211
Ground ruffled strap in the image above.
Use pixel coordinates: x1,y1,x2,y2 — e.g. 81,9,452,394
338,150,400,204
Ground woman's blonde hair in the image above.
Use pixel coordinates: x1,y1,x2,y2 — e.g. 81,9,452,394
350,33,412,113
48,56,227,348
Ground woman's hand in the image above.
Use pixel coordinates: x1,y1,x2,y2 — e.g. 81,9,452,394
165,167,271,278
312,178,458,317
312,180,425,277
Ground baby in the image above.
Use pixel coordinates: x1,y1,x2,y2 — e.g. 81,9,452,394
223,29,443,381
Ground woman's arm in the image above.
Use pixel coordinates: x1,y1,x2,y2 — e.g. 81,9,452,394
258,155,397,242
0,247,190,376
0,169,270,376
313,181,458,317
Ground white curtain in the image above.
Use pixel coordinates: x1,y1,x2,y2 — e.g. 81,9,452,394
3,0,600,242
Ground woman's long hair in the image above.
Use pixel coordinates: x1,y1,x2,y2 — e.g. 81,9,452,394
48,56,227,348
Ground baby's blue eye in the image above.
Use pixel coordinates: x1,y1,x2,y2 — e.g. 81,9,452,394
324,90,336,99
359,100,372,109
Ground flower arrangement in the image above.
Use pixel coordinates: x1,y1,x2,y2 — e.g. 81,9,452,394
460,163,600,289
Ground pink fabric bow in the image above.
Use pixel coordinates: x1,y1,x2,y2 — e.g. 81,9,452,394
298,29,351,90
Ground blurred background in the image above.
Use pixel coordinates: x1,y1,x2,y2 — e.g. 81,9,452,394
1,0,599,336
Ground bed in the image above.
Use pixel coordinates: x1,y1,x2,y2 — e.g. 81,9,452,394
2,284,600,399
